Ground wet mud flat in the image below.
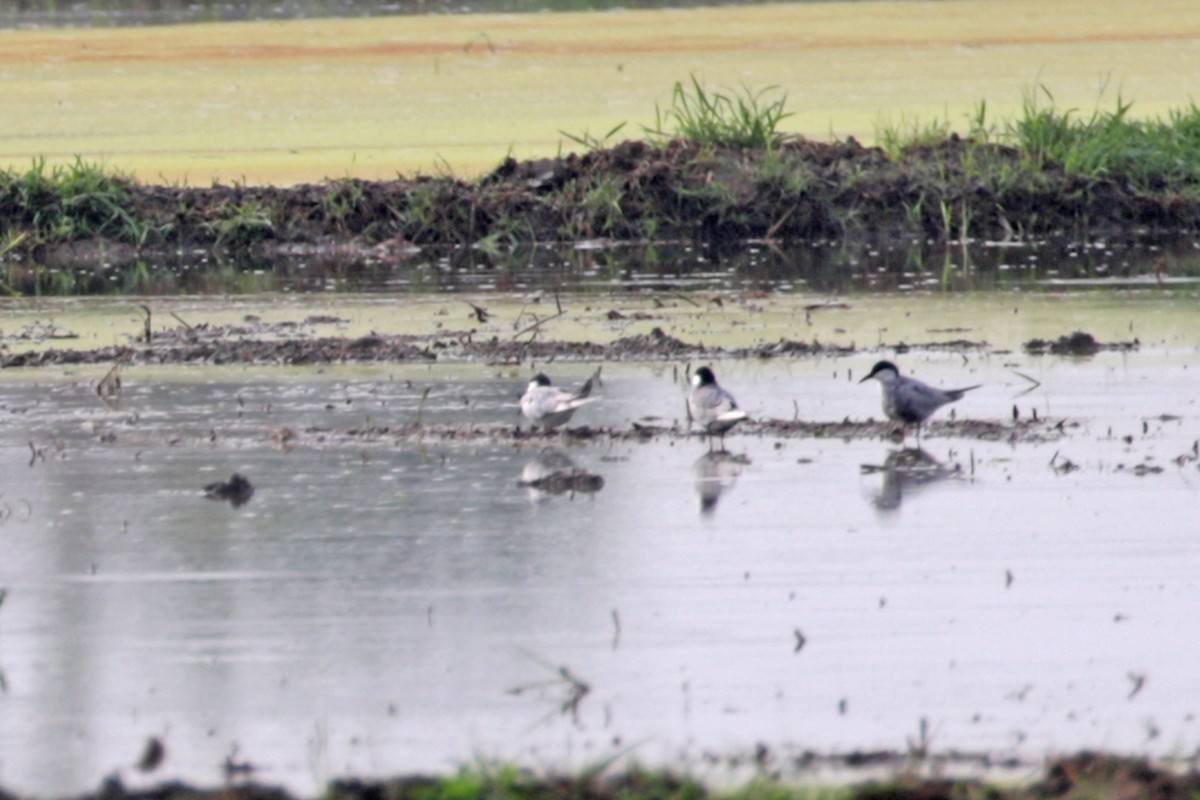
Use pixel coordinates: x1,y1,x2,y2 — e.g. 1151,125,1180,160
0,305,1095,446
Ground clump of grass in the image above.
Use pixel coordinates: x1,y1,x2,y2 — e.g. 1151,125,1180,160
320,178,367,232
1007,85,1200,187
645,75,793,150
878,85,1200,192
202,197,275,247
875,113,954,161
0,156,152,245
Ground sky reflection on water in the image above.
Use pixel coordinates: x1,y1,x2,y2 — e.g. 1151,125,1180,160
0,353,1199,795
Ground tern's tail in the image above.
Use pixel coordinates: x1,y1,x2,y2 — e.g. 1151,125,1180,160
948,384,982,401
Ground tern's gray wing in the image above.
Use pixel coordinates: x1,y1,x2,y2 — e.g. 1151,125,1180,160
522,385,593,427
893,377,958,423
536,386,575,414
690,385,737,419
689,384,748,435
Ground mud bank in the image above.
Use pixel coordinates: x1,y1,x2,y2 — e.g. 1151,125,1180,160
25,753,1200,800
6,137,1199,269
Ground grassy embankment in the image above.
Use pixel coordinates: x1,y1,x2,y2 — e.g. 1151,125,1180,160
0,80,1198,290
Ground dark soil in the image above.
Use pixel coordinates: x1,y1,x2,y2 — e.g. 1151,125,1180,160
36,753,1200,800
7,137,1200,266
1023,331,1139,356
0,322,848,368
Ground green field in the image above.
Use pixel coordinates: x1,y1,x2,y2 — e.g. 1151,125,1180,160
0,0,1196,185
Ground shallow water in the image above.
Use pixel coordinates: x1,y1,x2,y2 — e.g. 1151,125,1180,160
0,339,1199,795
15,235,1200,298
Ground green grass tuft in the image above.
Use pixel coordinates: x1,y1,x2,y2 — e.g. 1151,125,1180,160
0,156,152,245
1007,85,1200,188
645,75,793,150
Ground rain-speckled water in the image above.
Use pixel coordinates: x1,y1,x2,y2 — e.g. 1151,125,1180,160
1,340,1199,796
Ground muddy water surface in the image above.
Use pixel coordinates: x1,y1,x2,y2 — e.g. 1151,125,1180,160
0,315,1199,795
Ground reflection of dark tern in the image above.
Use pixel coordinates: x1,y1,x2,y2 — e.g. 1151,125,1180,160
693,449,750,515
517,448,604,502
861,448,958,511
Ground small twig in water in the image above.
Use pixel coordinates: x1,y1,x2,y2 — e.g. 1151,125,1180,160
1128,672,1147,700
670,291,700,308
415,387,431,426
907,716,932,758
139,304,152,343
1011,368,1042,397
96,362,122,407
508,650,592,719
513,309,565,339
466,301,490,323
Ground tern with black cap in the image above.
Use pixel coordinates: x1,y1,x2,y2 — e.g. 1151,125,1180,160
860,360,979,439
688,366,748,448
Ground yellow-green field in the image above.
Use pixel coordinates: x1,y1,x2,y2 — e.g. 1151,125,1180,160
1,0,1196,185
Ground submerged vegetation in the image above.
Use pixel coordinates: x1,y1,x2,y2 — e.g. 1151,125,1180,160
1,82,1199,285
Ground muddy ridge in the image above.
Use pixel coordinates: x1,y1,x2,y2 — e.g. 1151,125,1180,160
0,314,1130,374
24,753,1200,800
8,137,1199,267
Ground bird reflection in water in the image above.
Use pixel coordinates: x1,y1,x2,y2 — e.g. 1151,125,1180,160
693,450,750,515
860,447,961,511
517,448,604,503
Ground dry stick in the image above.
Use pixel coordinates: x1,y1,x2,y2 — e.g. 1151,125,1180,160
513,309,566,339
765,206,795,241
1010,368,1042,388
415,387,431,427
139,304,152,343
466,301,490,323
169,312,194,331
97,362,122,403
669,291,700,308
512,302,530,331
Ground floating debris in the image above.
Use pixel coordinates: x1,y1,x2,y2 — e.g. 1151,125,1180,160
204,474,255,508
135,736,166,773
1023,330,1139,356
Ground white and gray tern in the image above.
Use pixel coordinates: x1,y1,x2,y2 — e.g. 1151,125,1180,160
520,373,595,429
